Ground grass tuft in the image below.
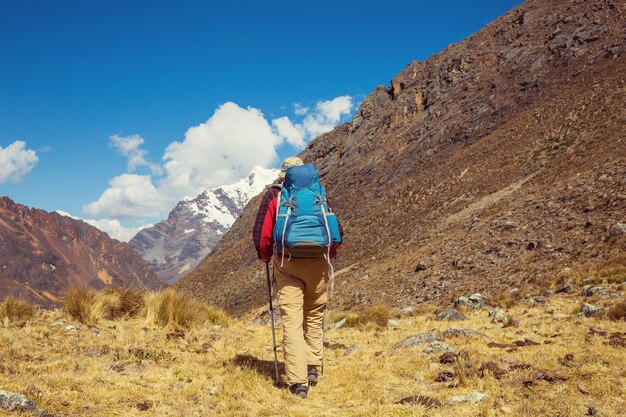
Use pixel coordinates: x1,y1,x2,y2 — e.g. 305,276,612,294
606,301,626,321
64,286,147,323
0,296,37,326
328,304,397,330
142,288,218,329
63,286,97,324
103,286,146,319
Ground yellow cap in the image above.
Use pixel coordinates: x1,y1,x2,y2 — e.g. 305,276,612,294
278,156,304,179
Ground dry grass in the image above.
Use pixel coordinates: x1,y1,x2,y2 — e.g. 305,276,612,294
63,286,229,329
62,286,97,323
560,255,626,286
63,286,146,324
606,301,626,321
142,288,229,329
1,292,625,416
103,286,146,319
329,304,397,330
0,296,36,326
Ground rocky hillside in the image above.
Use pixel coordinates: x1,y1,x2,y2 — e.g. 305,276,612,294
178,0,626,316
129,167,278,283
0,197,164,305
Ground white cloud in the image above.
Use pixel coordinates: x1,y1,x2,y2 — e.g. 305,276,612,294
0,140,39,183
86,96,354,221
159,102,282,200
110,134,162,174
271,96,354,150
83,174,164,218
294,103,309,115
56,210,150,242
271,116,306,149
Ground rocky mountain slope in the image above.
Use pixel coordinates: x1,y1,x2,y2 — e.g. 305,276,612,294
0,197,164,305
178,0,626,316
129,167,278,283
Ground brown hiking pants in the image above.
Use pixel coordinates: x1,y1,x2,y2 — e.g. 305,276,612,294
274,256,329,385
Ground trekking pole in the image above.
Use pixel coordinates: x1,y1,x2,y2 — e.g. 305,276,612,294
321,261,335,375
265,262,280,384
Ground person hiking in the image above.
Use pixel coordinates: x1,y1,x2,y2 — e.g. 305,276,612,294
253,156,342,399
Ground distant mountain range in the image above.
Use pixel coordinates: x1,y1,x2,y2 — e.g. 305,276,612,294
129,167,278,283
0,196,164,305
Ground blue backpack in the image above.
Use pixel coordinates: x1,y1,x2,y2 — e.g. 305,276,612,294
273,164,342,259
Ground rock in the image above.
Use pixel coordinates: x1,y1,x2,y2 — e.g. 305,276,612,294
397,307,416,317
479,362,507,379
136,400,153,411
64,325,78,333
436,309,467,321
489,308,508,327
555,278,579,293
395,395,442,408
329,318,346,330
414,260,427,272
441,328,487,338
508,288,520,295
528,295,548,306
424,341,456,354
526,241,539,250
579,303,603,317
387,319,400,329
608,222,626,237
394,333,440,348
448,391,487,404
0,390,37,412
454,293,487,309
434,370,456,382
581,286,608,297
344,343,359,356
534,370,568,382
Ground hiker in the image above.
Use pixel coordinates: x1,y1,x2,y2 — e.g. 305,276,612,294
253,156,342,398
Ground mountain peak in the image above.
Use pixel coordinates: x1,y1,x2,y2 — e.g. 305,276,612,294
129,166,279,283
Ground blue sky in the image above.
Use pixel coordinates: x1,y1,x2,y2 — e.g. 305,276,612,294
0,0,523,240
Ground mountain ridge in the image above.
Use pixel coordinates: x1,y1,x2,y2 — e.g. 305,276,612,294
177,0,626,316
129,167,278,283
0,196,164,305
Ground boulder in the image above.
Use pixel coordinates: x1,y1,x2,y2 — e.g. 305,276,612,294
454,293,487,309
555,279,579,294
448,391,487,404
489,308,509,327
0,390,37,412
424,341,457,354
579,303,603,318
394,333,440,348
581,286,608,297
608,222,626,237
436,309,467,321
442,328,487,338
387,319,401,329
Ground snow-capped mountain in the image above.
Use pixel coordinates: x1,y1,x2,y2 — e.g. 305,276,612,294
129,166,278,283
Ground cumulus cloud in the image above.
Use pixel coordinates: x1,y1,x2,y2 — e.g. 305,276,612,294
86,96,353,221
57,210,150,242
110,134,162,174
272,116,306,149
271,96,353,150
0,140,39,183
83,174,163,218
159,102,282,200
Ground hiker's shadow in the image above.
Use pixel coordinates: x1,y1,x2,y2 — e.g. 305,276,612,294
232,354,287,387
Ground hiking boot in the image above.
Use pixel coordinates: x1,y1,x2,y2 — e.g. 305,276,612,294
289,383,308,399
307,368,318,386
